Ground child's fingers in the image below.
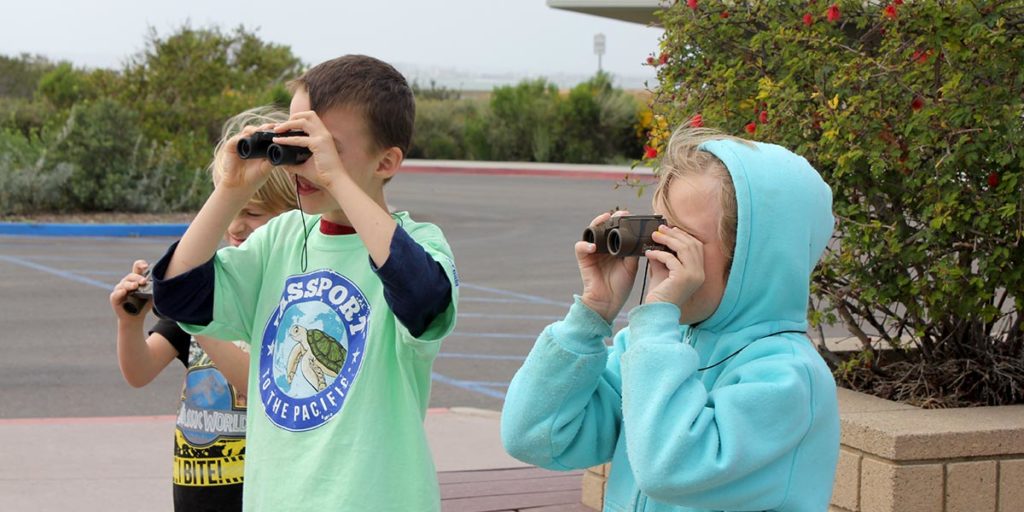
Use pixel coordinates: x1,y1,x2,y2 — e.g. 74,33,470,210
575,240,596,259
131,259,149,275
652,226,701,256
272,118,307,134
645,249,683,273
270,134,311,148
588,212,612,228
118,273,146,291
275,113,326,135
237,124,265,140
610,209,630,218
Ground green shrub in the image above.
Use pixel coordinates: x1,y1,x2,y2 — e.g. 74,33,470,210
37,63,95,111
652,1,1024,406
0,53,54,99
0,97,56,136
409,98,483,160
556,72,641,163
468,79,561,162
0,99,198,214
0,128,70,214
118,24,303,173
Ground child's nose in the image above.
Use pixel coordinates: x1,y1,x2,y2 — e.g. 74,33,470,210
228,218,247,236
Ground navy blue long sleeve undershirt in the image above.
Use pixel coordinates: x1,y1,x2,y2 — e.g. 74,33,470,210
151,226,452,338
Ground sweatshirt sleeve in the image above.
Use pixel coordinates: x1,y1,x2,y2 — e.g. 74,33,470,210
620,302,815,510
500,296,624,471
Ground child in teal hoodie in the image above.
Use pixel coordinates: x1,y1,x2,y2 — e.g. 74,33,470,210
501,126,840,512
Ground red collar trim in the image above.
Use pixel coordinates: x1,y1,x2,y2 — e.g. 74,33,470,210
319,218,357,236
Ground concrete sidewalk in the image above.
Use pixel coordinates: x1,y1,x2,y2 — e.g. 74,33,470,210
0,408,525,512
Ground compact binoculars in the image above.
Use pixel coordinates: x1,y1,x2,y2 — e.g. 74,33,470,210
237,131,312,165
123,268,153,316
582,214,670,257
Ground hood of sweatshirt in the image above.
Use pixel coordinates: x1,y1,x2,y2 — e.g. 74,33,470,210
690,139,834,354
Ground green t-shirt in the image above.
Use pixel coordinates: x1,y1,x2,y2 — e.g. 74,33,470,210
180,210,458,511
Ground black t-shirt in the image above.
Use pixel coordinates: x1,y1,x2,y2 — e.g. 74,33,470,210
150,318,245,512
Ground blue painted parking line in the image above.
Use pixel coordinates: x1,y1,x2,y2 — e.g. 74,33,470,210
0,223,187,237
437,352,526,361
431,371,507,399
448,332,537,340
0,255,111,290
459,296,536,304
458,312,564,321
459,283,567,307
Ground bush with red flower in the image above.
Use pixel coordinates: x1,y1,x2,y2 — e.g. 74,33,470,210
649,1,1024,407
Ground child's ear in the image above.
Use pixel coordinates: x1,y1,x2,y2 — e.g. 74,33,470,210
374,147,403,180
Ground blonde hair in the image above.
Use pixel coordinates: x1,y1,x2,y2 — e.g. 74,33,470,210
209,106,299,214
654,125,750,275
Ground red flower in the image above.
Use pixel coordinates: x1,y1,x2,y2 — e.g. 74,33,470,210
988,172,1000,188
910,96,924,111
658,53,668,66
647,56,656,66
827,4,840,22
745,122,757,134
883,4,897,19
758,110,768,123
720,10,730,18
894,0,903,4
690,114,704,128
644,145,659,159
912,49,932,64
687,0,698,9
803,13,814,26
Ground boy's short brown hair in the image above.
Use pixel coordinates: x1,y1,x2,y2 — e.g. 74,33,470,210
290,55,415,157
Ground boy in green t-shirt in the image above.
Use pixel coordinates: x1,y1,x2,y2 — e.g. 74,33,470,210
152,55,459,511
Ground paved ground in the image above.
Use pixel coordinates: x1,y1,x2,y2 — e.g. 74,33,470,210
0,170,852,418
0,168,858,511
0,172,654,418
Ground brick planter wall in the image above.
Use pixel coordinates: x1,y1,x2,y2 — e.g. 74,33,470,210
580,388,1024,512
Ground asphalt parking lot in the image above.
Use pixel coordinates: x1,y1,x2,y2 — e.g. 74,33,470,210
0,171,660,418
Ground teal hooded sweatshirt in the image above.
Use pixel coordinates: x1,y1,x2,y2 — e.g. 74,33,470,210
501,139,839,512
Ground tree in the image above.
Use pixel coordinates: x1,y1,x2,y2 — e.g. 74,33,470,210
119,24,304,172
651,1,1023,407
0,53,54,99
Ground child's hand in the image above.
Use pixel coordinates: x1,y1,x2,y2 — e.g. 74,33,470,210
220,124,277,193
578,211,639,324
110,260,152,321
644,225,705,309
271,112,348,190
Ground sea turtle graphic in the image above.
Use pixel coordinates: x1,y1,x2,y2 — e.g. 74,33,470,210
286,324,347,392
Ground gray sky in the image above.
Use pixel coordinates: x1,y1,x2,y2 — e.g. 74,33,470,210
1,0,663,89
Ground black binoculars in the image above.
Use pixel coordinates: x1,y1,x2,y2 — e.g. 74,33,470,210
123,268,153,316
582,215,670,257
237,131,312,165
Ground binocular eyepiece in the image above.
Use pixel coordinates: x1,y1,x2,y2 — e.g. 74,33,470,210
582,215,670,257
122,268,153,316
237,131,312,166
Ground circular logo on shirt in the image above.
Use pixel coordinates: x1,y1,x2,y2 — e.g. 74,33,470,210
258,270,370,431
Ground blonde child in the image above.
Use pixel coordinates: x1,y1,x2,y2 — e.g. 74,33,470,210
502,126,840,512
109,106,297,512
